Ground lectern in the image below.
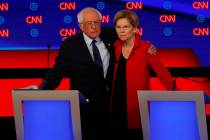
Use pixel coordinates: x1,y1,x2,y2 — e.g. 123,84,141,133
12,90,82,140
138,91,208,140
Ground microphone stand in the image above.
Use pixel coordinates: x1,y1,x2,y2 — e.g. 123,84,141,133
173,77,176,91
47,43,50,69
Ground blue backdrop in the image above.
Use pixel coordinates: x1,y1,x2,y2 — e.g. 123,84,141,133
0,0,209,65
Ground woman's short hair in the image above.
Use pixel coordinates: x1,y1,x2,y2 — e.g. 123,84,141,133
114,9,139,27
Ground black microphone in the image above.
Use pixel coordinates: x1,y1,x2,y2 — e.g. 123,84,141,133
173,77,177,91
47,43,51,69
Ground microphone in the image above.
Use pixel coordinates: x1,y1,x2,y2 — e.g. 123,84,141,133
173,77,176,91
47,43,51,69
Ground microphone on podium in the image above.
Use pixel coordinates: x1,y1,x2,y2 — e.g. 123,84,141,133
47,43,51,69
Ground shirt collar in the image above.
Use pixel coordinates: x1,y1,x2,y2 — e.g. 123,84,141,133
83,33,101,47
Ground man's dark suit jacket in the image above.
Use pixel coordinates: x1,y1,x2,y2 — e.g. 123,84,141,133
39,28,117,140
39,28,117,103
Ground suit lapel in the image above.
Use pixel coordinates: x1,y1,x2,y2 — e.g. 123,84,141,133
78,31,115,80
101,38,114,80
77,33,95,65
78,32,106,79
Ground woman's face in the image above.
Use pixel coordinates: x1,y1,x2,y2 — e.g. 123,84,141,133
115,18,137,41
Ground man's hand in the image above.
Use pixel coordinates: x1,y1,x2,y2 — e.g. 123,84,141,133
148,43,158,55
20,85,39,90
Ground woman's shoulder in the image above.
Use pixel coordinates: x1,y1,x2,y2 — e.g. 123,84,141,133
139,40,151,49
113,39,123,53
114,39,122,47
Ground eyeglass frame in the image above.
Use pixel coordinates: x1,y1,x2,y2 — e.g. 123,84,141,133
115,25,133,31
80,20,101,27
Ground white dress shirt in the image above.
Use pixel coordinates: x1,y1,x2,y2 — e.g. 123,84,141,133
83,33,110,78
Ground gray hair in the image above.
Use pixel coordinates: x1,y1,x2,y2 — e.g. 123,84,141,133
77,7,102,23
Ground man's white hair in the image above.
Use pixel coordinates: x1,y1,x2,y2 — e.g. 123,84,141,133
77,7,102,23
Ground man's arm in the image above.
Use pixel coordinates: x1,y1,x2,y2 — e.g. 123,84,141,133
39,39,72,90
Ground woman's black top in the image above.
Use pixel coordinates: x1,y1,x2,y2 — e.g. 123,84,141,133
112,53,128,130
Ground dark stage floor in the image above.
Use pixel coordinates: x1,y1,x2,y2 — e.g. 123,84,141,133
1,116,210,140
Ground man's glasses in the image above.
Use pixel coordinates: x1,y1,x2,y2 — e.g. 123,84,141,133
82,20,101,27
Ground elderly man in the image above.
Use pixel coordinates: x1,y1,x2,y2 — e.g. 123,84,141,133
39,7,115,140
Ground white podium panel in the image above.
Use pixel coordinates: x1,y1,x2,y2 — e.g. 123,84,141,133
12,90,82,140
138,91,208,140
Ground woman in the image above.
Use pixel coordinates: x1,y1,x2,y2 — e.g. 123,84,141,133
111,10,174,140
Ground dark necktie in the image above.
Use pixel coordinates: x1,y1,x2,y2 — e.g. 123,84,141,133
92,40,103,75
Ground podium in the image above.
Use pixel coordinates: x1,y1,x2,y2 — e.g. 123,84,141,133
138,91,208,140
12,90,82,140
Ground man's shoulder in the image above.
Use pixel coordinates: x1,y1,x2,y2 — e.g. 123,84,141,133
59,32,84,51
63,32,83,43
100,27,118,43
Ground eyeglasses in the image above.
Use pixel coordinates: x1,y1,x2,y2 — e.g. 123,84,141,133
115,25,132,31
82,20,101,27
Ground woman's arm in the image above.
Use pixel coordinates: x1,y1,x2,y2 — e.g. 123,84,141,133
147,53,174,90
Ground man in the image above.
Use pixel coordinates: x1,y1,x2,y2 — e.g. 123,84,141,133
39,7,115,140
37,7,156,140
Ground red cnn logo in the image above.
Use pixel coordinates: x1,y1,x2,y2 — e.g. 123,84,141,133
0,3,9,11
26,16,42,24
0,29,9,37
126,2,143,10
101,15,110,23
136,28,143,36
193,28,209,36
160,15,176,23
59,2,76,10
193,1,209,9
60,28,77,37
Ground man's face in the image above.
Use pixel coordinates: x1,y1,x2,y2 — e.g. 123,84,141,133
79,10,101,39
